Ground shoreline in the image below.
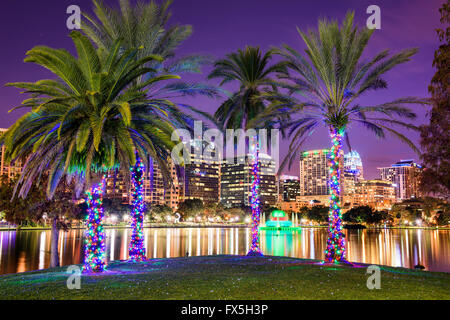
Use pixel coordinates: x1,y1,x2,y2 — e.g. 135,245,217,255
0,224,450,232
1,224,449,231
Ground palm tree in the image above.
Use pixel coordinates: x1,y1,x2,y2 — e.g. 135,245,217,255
208,46,286,255
1,31,178,272
260,12,428,263
81,0,219,261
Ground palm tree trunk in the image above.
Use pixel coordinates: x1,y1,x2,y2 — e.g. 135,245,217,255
129,156,146,261
83,177,106,272
247,138,263,256
50,215,60,268
324,127,347,262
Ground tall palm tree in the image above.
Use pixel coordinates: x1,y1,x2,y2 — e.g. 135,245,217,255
259,12,428,263
208,46,286,255
1,31,178,272
81,0,219,261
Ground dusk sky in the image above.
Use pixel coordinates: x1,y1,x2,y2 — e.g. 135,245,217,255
0,0,443,178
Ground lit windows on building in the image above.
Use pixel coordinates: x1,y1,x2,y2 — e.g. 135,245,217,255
378,159,422,201
220,153,277,207
353,179,396,211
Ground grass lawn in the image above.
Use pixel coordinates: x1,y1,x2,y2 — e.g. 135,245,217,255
0,255,449,300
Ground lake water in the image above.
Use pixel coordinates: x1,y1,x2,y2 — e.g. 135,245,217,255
0,227,449,274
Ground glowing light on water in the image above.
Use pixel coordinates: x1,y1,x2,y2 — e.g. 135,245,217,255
208,229,213,255
153,230,157,258
245,228,249,253
216,228,220,254
122,229,128,260
235,228,239,255
188,228,192,257
230,228,234,254
166,229,171,258
196,228,200,256
39,231,46,269
110,229,115,261
309,229,315,259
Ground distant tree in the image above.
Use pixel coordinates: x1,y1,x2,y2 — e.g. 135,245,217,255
419,2,450,199
103,198,132,218
298,206,310,218
436,210,450,226
35,183,81,268
178,199,204,220
344,206,393,225
0,174,80,267
306,206,329,223
149,204,173,221
343,206,373,223
0,174,43,226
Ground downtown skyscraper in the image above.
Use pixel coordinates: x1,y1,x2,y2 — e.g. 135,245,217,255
220,153,277,207
378,159,422,201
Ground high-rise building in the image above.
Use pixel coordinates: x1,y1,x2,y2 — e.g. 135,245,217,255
142,158,181,209
343,150,364,205
182,140,220,203
106,158,182,210
279,175,300,202
344,150,364,180
220,153,277,207
105,170,129,202
353,179,396,211
378,159,422,201
0,128,22,181
299,149,344,197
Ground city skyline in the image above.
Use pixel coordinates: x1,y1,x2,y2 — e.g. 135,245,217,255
0,125,421,209
0,0,441,179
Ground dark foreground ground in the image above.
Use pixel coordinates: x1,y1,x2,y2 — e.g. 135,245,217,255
0,255,448,300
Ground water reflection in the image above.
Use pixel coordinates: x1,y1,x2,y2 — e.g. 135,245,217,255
0,227,449,275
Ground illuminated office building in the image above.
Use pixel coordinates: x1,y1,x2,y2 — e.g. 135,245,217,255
299,149,344,197
378,159,422,200
182,140,220,203
343,150,364,204
0,128,22,181
220,153,277,207
279,175,300,202
353,179,396,211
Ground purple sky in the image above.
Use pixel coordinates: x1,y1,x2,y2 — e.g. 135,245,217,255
0,0,442,178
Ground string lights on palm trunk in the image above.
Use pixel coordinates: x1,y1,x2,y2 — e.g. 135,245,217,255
324,127,346,263
129,156,146,261
247,139,263,256
83,176,107,272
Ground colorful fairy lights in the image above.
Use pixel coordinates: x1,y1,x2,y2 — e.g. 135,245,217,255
324,127,346,263
247,141,263,256
128,156,147,261
83,176,107,273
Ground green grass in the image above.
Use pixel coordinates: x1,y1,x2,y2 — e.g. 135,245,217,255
0,255,449,300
